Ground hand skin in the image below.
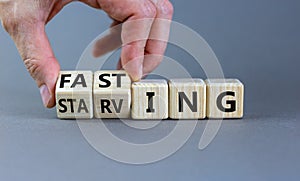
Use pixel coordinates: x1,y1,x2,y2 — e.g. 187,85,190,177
0,0,173,108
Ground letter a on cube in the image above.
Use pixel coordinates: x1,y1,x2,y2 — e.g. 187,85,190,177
56,71,93,119
93,70,131,119
205,79,244,119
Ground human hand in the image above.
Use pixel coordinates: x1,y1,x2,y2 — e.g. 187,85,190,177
0,0,173,108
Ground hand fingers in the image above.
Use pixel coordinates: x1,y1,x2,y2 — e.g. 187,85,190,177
116,58,122,70
143,0,173,76
79,0,173,80
119,3,157,81
2,20,60,108
0,1,77,108
47,0,73,23
115,0,174,77
81,0,157,81
92,20,122,57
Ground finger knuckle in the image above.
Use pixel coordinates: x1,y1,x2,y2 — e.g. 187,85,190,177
1,10,39,36
1,17,20,35
137,2,157,18
24,58,42,81
159,0,174,17
123,42,145,62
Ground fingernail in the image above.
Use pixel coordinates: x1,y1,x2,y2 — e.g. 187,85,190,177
40,84,51,107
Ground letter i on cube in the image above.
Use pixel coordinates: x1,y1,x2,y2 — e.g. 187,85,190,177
131,80,169,119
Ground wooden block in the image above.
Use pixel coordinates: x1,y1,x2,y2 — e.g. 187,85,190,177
131,80,168,119
56,71,93,119
169,79,206,119
205,79,244,118
93,70,131,118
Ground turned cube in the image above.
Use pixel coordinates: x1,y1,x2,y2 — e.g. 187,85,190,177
55,71,93,119
93,70,131,118
169,79,206,119
131,80,168,119
205,79,244,118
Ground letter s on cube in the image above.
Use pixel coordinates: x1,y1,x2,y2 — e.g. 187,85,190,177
93,70,131,119
55,71,93,119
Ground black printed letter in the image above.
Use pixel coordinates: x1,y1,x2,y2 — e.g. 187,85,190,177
216,91,236,112
146,92,155,113
178,92,197,112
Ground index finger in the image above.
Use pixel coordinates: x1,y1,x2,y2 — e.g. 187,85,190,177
80,0,157,81
143,0,174,76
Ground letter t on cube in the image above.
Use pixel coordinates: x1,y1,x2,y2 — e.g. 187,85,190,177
93,71,131,118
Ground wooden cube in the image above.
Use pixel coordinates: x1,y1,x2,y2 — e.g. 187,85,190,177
169,79,206,119
205,79,244,119
131,80,168,119
55,71,93,119
93,70,131,118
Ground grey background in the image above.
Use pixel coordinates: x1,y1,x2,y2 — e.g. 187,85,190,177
0,0,299,180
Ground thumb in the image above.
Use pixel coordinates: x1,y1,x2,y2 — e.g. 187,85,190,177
5,22,60,108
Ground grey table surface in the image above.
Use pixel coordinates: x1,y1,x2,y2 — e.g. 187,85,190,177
0,1,299,180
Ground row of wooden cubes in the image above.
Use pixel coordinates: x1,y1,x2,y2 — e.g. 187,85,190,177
56,71,244,119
